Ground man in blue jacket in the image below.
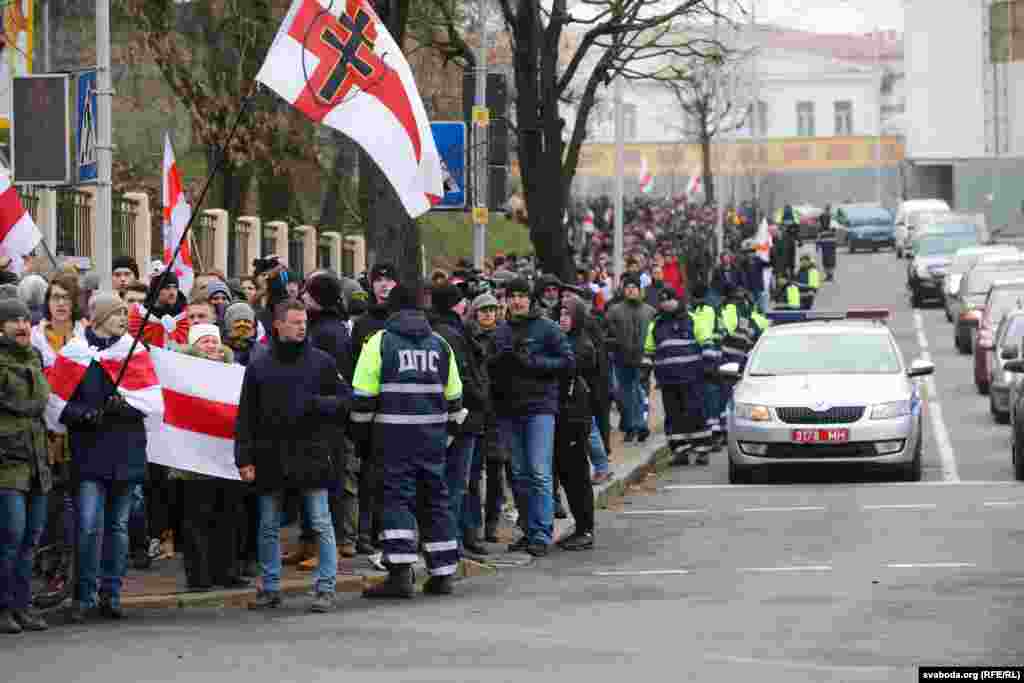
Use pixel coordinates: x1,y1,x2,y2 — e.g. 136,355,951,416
488,278,574,557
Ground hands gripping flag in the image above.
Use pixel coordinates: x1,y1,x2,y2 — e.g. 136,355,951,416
257,0,443,218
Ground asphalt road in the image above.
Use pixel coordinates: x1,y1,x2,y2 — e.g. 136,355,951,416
4,248,1023,682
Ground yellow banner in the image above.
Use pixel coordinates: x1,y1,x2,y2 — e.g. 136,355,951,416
512,135,904,178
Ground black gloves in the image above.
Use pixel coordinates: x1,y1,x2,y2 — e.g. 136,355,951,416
74,408,105,428
105,393,137,418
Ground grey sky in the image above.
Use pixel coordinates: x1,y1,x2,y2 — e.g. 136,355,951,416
755,0,903,33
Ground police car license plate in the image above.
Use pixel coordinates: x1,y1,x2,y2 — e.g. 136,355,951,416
791,429,849,444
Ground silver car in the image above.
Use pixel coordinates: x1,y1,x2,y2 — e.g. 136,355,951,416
722,313,934,484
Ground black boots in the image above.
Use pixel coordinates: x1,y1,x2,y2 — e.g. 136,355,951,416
363,565,415,599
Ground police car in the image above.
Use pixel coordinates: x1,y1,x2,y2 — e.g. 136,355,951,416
720,310,934,484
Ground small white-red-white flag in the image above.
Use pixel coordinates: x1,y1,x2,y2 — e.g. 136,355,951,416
0,163,42,274
686,174,703,198
583,210,595,233
44,335,164,434
639,156,654,195
256,0,443,218
754,217,774,264
163,133,195,296
147,348,244,480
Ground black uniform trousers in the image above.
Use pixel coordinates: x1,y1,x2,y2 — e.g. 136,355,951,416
661,382,709,451
554,419,595,535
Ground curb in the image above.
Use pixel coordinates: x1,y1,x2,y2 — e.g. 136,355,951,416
121,559,495,610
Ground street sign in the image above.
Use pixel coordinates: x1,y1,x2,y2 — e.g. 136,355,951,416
472,106,490,127
430,121,466,210
472,207,488,224
76,70,98,183
11,74,71,185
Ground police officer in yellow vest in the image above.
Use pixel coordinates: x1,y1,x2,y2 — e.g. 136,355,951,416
690,281,721,462
351,284,465,598
796,254,821,310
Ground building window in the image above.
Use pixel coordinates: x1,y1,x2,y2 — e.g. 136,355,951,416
796,101,815,137
622,103,638,140
747,100,768,136
834,101,853,135
991,0,1024,63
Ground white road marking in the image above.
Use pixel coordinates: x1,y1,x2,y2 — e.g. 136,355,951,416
914,310,960,482
885,562,976,569
862,503,937,510
593,569,690,577
702,652,898,674
739,565,833,573
983,500,1024,507
620,509,708,515
741,506,826,513
663,481,1020,490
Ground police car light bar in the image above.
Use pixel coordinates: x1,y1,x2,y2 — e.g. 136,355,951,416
765,309,890,324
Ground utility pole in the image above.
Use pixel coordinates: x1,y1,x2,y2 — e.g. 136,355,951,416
750,0,760,224
471,0,489,270
95,0,113,289
874,26,883,206
42,0,51,72
613,76,625,287
714,0,724,261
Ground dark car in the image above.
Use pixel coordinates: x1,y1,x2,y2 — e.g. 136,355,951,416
988,310,1024,422
954,261,1024,353
1004,352,1024,479
908,232,982,308
974,281,1024,394
833,205,895,252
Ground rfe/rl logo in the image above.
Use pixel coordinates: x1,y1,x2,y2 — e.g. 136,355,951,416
398,349,439,374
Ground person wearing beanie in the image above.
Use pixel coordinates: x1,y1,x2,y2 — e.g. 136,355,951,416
605,272,656,444
112,257,140,295
174,320,247,593
52,291,160,624
689,279,725,452
0,294,53,634
353,278,464,599
487,268,574,557
430,283,491,556
0,269,18,287
147,268,186,321
236,298,350,613
533,274,561,319
16,274,47,324
299,271,358,561
206,279,232,308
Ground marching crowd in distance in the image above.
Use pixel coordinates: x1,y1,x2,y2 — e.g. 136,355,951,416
0,195,833,633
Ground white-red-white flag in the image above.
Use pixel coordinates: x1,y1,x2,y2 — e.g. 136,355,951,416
0,163,41,274
163,133,195,295
44,335,164,434
256,0,443,218
147,348,243,480
639,157,654,195
686,174,703,199
753,217,774,264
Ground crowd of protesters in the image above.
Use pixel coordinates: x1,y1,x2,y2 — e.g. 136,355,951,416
0,193,830,632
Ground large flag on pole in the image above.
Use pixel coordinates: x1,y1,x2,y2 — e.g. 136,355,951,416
256,0,443,218
163,133,195,295
0,163,41,274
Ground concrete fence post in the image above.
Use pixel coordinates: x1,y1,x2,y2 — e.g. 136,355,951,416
265,220,289,268
124,192,151,273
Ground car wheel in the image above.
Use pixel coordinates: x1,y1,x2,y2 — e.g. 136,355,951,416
1015,439,1024,481
899,439,922,482
944,308,953,323
728,458,754,485
849,245,856,254
911,290,923,308
979,380,990,396
992,395,1009,423
897,247,903,258
873,246,879,252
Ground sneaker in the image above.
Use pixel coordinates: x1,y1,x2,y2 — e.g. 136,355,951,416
672,449,690,466
338,542,357,558
591,471,613,485
99,597,123,620
637,429,651,444
695,450,710,466
526,543,549,558
508,536,529,553
484,525,499,543
367,552,387,572
0,609,22,634
248,591,282,610
558,531,594,551
423,575,454,595
554,500,568,519
147,538,161,559
623,432,636,444
363,566,415,599
310,592,335,613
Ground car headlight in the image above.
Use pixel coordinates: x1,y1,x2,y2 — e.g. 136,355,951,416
947,274,963,293
735,403,772,422
1004,371,1016,385
871,400,912,420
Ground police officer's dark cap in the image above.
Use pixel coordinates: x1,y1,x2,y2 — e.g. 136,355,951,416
370,263,397,284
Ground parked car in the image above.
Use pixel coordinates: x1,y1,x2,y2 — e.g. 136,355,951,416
907,232,982,308
895,199,952,258
988,310,1024,422
956,262,1024,353
1003,354,1024,479
775,204,824,240
975,280,1024,393
942,246,1019,322
832,205,895,252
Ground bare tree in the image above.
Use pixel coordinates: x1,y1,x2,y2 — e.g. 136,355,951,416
425,0,733,279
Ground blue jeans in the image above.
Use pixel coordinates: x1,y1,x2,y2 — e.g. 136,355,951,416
259,489,336,595
588,418,609,475
498,414,556,545
446,434,476,546
614,364,646,434
462,438,485,534
77,480,133,608
0,490,48,610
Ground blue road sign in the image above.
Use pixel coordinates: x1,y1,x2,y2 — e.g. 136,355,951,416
76,70,97,183
431,121,465,210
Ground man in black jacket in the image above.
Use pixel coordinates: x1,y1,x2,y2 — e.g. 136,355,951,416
236,299,351,614
432,284,490,555
350,263,397,556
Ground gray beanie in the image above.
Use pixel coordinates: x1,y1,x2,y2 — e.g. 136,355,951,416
82,271,101,292
89,291,126,329
471,293,498,312
206,279,232,301
17,274,48,308
224,301,256,328
0,297,30,324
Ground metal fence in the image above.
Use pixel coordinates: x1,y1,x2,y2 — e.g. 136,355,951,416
56,189,93,258
318,240,331,271
151,213,164,262
17,187,39,222
192,211,216,274
290,238,305,278
112,195,138,261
